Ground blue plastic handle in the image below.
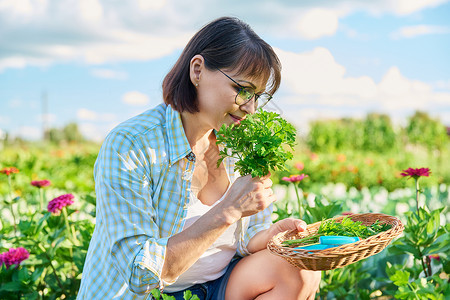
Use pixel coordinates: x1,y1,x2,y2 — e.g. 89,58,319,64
319,236,360,245
294,244,336,251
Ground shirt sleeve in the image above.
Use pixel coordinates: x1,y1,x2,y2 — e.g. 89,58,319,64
236,203,274,256
94,130,167,294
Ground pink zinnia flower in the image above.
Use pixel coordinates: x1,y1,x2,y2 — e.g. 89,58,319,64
282,174,308,183
0,247,30,269
429,254,440,261
0,167,19,176
294,162,304,171
47,194,74,214
31,180,51,188
310,153,319,161
400,168,431,179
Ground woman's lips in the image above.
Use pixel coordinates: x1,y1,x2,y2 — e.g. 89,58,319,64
229,114,243,124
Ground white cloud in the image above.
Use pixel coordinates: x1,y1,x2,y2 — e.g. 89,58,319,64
434,79,450,90
78,122,117,142
379,67,432,96
0,0,43,17
1,0,449,71
91,68,128,80
11,126,41,140
36,113,57,124
388,0,449,16
80,29,191,64
0,115,10,125
275,47,450,129
122,91,150,106
276,47,377,98
76,108,116,122
8,98,23,108
391,25,450,39
138,0,166,11
79,0,103,23
296,9,339,39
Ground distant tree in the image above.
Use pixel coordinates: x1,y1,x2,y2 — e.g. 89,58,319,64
46,122,86,144
363,113,397,152
405,111,448,151
62,122,85,143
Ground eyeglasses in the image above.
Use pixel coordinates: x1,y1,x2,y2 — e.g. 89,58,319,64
217,68,273,110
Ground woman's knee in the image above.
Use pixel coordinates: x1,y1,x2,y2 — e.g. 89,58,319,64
226,250,321,299
298,269,322,289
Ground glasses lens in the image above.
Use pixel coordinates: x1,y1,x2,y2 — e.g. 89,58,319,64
237,87,255,104
255,93,272,109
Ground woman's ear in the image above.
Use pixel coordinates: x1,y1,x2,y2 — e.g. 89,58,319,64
189,54,204,87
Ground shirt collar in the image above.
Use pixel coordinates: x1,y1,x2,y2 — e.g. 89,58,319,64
165,104,192,165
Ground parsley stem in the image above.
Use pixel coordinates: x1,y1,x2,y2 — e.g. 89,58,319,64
282,234,322,246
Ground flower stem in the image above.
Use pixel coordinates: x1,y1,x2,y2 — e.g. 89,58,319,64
62,207,78,245
62,207,78,278
39,188,44,212
425,255,432,277
294,184,303,219
7,175,17,235
38,243,65,294
414,178,420,212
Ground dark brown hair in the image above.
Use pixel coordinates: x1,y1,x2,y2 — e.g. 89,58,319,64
163,17,282,113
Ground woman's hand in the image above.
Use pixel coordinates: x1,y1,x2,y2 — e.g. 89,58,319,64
219,174,276,224
267,218,307,238
247,218,307,253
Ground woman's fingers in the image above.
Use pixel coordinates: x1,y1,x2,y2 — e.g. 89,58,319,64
275,218,307,233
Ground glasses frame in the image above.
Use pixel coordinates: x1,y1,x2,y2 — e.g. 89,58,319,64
216,68,273,109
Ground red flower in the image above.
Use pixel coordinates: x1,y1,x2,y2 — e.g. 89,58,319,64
400,168,431,179
0,247,29,269
0,167,19,176
48,194,74,214
31,180,51,188
282,174,308,183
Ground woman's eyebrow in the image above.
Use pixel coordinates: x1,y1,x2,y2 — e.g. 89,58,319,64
236,79,256,89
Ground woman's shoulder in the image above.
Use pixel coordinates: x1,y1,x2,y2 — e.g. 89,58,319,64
104,103,169,142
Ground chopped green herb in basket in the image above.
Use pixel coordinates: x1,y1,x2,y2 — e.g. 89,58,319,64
282,217,392,246
216,110,297,178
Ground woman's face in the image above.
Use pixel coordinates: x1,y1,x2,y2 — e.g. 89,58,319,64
195,65,267,131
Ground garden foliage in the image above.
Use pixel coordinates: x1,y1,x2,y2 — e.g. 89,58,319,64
0,111,449,298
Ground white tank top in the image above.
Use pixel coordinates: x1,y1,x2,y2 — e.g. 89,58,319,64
164,187,239,292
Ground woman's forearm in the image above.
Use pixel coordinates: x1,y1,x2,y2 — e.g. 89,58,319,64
161,204,237,282
246,228,272,254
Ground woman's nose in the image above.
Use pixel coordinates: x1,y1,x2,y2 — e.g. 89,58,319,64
240,97,256,114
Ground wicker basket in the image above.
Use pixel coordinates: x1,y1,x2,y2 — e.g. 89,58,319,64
267,213,404,271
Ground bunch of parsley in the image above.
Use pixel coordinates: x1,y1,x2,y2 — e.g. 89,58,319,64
283,217,392,246
216,110,297,178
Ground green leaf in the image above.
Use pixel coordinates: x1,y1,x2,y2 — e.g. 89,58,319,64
161,294,176,300
422,232,450,255
389,270,410,287
150,289,161,299
183,290,192,299
0,281,26,292
216,110,297,177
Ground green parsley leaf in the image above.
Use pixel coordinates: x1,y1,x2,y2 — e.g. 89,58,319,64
216,110,297,177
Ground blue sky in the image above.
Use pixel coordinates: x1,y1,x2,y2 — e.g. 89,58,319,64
1,0,449,141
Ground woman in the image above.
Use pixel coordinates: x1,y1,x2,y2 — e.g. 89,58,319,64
78,17,321,299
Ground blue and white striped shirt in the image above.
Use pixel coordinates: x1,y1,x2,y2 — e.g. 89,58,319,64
77,103,273,299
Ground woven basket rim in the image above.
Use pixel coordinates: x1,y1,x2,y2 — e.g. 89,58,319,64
267,212,404,270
